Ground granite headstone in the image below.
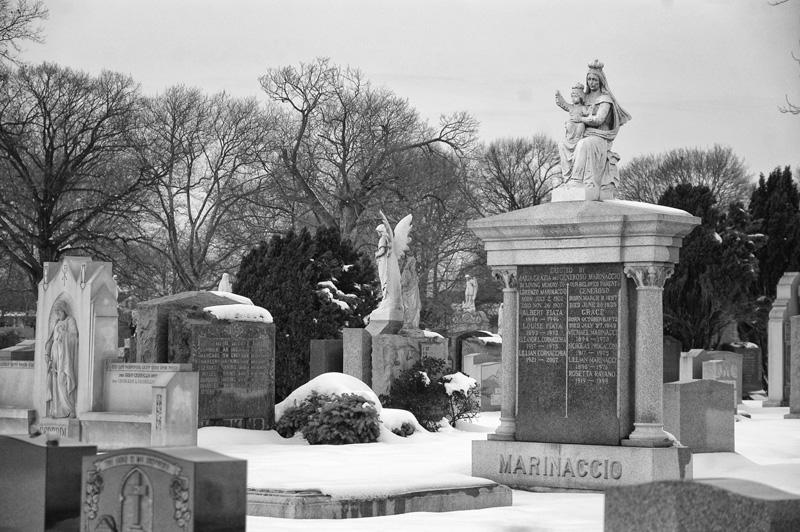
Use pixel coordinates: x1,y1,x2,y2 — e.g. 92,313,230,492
169,309,275,429
81,446,246,532
605,478,800,532
663,380,734,453
0,433,97,531
310,339,344,379
515,263,623,445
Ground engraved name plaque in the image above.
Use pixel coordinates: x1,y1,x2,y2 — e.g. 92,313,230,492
516,263,622,444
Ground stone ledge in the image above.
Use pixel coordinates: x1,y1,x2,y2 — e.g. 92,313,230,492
247,483,512,519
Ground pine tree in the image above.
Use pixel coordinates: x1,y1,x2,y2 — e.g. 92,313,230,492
234,227,379,400
660,184,759,349
749,166,800,299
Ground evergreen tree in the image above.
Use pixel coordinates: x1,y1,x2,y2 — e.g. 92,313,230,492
749,166,800,299
660,184,759,349
234,227,379,400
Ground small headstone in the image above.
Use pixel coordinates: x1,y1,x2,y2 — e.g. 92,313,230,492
0,433,97,531
310,339,344,379
721,342,763,395
343,328,372,386
605,478,800,532
169,309,275,429
688,350,743,402
662,335,682,383
663,380,734,453
81,446,246,532
703,360,739,412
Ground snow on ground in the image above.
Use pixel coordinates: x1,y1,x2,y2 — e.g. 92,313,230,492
198,403,800,532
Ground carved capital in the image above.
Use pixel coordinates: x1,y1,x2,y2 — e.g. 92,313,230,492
492,268,517,289
624,263,674,289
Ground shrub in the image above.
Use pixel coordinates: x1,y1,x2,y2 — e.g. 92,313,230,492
380,357,450,432
442,373,483,427
276,391,381,445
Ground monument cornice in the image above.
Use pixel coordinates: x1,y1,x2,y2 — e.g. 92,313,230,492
468,200,700,266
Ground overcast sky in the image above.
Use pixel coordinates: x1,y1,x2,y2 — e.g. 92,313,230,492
20,0,800,179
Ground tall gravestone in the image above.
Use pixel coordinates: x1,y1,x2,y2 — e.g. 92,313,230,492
469,198,698,491
786,314,800,419
766,272,800,407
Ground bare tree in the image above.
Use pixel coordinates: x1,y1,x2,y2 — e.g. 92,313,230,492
466,134,563,216
0,62,145,294
128,86,280,293
616,145,753,206
0,0,47,64
259,58,478,240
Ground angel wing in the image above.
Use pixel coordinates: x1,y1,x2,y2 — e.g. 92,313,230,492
393,214,413,259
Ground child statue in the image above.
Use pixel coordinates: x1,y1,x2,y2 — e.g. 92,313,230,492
555,82,589,180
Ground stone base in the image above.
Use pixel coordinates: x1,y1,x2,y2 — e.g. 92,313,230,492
247,483,511,519
785,413,800,419
472,440,692,492
551,185,615,202
763,400,789,407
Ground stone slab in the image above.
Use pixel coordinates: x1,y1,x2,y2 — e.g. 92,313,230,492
703,360,739,412
169,310,275,429
515,263,624,445
0,360,35,409
472,440,691,491
663,335,682,383
0,433,97,532
81,446,247,532
663,380,734,453
310,339,344,379
721,343,763,394
343,328,372,386
605,478,800,532
246,483,511,519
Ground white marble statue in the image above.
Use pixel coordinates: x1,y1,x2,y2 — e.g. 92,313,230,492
375,211,413,313
45,300,78,418
400,256,421,331
463,274,478,313
555,59,631,200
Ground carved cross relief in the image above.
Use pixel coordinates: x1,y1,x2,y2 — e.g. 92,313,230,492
121,469,153,532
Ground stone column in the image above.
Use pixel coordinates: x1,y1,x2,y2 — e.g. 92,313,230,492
489,268,517,441
623,263,674,447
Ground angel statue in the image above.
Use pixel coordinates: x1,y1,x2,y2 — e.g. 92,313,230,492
375,211,413,314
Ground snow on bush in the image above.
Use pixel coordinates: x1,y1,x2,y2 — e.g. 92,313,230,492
204,304,273,323
442,372,477,396
275,373,382,422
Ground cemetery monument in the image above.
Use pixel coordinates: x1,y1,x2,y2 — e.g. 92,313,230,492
470,60,699,491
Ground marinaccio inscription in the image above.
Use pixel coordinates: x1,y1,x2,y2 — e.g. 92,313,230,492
499,453,623,481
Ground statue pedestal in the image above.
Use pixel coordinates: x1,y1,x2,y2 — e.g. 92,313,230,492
366,306,403,337
552,185,615,202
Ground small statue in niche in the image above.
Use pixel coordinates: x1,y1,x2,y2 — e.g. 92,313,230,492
463,274,478,313
45,300,78,418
